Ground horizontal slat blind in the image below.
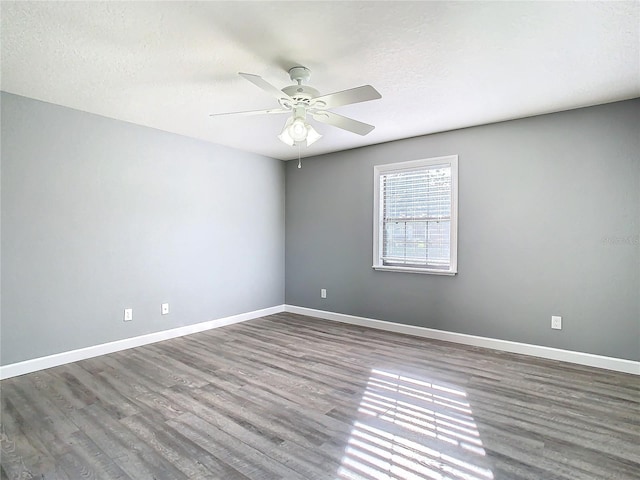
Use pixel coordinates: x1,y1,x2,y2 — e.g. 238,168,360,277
381,165,451,268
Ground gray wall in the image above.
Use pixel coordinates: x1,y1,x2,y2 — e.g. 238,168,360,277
286,99,640,361
2,92,638,366
1,92,285,365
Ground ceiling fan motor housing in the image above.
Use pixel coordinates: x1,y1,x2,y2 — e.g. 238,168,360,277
281,84,321,106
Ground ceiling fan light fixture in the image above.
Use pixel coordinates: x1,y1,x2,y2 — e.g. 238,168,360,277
278,118,322,147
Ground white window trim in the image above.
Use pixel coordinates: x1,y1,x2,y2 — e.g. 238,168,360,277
373,155,458,275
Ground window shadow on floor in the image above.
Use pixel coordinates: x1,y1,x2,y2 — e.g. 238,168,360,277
331,367,494,480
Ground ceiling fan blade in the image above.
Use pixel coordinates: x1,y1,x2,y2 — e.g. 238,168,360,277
239,72,293,103
209,108,289,117
311,85,381,109
311,111,375,136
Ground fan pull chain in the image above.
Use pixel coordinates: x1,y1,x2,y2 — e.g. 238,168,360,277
298,144,302,169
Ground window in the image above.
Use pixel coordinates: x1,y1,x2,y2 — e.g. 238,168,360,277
373,155,458,275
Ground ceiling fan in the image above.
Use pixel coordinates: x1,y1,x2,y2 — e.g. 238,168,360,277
210,66,382,147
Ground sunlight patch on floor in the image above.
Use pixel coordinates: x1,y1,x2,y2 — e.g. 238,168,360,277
336,368,494,480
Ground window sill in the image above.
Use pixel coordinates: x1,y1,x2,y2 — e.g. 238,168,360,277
372,265,457,276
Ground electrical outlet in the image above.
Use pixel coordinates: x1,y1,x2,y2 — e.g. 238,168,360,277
551,315,562,330
161,303,169,315
124,308,133,322
321,288,327,299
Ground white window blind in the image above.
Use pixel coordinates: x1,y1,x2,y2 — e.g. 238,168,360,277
373,156,458,275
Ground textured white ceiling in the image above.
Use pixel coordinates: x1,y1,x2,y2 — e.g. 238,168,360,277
2,1,639,161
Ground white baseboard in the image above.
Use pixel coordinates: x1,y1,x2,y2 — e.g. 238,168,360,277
4,304,637,379
0,305,285,380
284,305,640,375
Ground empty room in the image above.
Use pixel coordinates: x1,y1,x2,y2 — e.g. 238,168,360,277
1,2,638,479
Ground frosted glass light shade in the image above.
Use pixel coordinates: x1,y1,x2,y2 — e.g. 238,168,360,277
306,125,322,145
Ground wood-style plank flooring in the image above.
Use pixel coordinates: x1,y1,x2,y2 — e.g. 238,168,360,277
1,312,639,479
